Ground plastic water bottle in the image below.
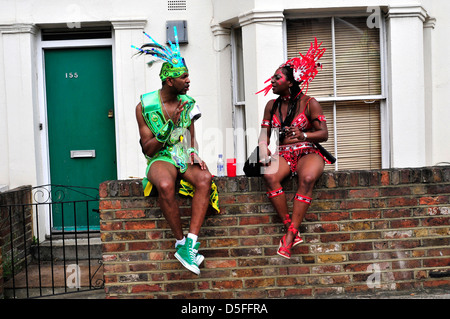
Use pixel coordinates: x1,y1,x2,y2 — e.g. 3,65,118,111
217,154,225,177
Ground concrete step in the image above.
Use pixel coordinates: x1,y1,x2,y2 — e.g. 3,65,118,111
32,234,101,261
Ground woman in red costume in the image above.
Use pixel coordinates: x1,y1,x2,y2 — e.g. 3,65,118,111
257,39,330,259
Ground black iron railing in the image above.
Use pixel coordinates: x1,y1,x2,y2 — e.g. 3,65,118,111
0,185,104,299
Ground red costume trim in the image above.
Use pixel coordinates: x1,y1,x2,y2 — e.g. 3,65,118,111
294,194,312,204
266,187,284,199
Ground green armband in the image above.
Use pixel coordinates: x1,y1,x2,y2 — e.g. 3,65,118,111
187,147,198,155
155,119,174,143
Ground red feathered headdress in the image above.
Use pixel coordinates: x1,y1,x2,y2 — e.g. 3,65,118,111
256,37,326,96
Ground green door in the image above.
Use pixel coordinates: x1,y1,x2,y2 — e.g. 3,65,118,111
44,47,117,231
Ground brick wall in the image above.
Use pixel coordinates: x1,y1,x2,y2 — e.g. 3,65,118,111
0,185,33,293
0,246,3,299
99,166,450,299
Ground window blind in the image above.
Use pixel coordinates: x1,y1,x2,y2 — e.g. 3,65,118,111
335,101,381,170
286,17,383,171
286,18,334,98
334,17,381,97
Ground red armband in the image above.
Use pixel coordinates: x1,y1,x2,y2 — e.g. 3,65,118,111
261,120,271,127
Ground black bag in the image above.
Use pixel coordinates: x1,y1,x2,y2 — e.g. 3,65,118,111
314,142,336,164
243,146,262,177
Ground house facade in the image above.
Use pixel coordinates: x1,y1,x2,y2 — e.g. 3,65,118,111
0,0,449,234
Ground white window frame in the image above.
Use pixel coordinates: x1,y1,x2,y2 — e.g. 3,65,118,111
283,12,390,169
231,26,247,174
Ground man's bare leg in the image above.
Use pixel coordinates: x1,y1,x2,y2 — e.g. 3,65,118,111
181,164,212,235
147,161,184,240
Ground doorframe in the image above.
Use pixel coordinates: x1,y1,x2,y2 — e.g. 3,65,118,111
36,31,117,237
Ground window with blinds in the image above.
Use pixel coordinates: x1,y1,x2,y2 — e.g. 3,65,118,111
287,17,383,171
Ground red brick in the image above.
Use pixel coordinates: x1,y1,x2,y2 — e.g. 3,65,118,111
239,215,271,225
284,288,313,297
205,216,238,227
104,263,127,273
392,260,421,269
235,290,267,298
196,281,210,290
100,221,123,231
99,200,122,210
233,268,263,278
390,240,421,249
244,278,275,288
209,238,239,247
212,280,243,289
419,196,448,205
348,189,379,198
114,231,146,241
351,210,380,219
320,233,351,243
103,243,126,252
131,284,162,293
423,258,450,268
204,291,234,299
390,219,420,228
423,279,450,289
423,217,450,227
315,287,344,296
277,276,307,286
128,241,157,251
129,263,158,272
165,282,195,292
381,186,411,197
383,209,411,218
387,197,418,207
99,182,108,198
205,259,237,268
116,210,146,219
381,171,390,185
320,212,350,221
125,220,156,230
342,200,370,210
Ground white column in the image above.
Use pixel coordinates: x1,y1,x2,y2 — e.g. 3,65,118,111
239,10,284,154
0,24,39,188
386,6,428,168
111,19,147,180
423,17,436,166
210,24,233,169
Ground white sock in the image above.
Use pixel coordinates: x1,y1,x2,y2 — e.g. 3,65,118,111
187,233,198,246
175,236,185,248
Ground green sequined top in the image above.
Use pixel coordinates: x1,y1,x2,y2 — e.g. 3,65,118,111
140,90,195,174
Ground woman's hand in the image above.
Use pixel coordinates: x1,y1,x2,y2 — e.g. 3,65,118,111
284,126,306,143
258,143,272,166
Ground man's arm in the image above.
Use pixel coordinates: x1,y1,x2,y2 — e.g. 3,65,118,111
188,121,207,170
136,102,164,157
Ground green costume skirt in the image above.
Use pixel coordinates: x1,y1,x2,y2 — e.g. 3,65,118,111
142,162,220,214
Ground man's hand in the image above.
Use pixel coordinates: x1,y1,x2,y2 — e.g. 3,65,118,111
190,153,207,170
174,99,188,123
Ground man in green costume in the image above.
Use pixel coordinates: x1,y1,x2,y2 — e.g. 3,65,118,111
134,30,215,275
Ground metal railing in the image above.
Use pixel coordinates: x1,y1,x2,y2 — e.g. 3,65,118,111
1,185,104,299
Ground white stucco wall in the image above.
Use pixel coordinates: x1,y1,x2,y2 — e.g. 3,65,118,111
0,0,449,191
212,0,450,168
428,0,450,165
0,0,222,188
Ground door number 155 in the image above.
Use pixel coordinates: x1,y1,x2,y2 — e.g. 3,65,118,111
65,72,79,79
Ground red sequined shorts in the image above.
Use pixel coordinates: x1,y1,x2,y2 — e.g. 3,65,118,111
278,142,331,173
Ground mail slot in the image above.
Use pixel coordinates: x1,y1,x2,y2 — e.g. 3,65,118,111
70,150,96,158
